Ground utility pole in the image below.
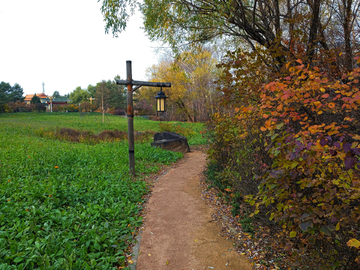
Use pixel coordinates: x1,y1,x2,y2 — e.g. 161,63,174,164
49,96,53,112
117,61,171,176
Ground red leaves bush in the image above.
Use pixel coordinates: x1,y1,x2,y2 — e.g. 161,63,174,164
252,64,360,267
208,52,360,268
4,101,41,113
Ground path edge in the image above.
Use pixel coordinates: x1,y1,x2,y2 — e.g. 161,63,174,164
130,233,142,270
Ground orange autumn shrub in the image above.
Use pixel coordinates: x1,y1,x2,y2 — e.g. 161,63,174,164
245,62,360,268
208,47,360,267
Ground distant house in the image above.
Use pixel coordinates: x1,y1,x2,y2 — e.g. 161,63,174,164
24,93,48,104
46,97,68,107
24,94,69,111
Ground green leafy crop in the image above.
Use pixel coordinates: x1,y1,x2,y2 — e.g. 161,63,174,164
0,113,188,269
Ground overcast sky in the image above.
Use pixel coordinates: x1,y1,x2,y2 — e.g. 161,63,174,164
0,0,161,96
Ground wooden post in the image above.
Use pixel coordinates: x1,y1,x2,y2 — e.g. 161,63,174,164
127,61,135,176
117,61,171,177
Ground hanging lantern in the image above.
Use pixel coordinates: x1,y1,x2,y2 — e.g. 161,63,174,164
155,88,167,113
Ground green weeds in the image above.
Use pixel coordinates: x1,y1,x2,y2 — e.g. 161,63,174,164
0,113,190,269
158,121,208,145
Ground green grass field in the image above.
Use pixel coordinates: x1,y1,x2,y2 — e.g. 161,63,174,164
0,112,206,269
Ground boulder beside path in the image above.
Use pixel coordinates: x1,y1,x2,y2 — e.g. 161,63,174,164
151,131,190,153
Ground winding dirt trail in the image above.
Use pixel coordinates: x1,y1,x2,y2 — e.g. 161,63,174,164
135,151,252,270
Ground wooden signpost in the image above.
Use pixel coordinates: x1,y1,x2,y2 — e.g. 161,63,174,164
117,61,171,176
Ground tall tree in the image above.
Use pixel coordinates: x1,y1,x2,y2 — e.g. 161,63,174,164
0,82,24,103
52,91,61,98
100,0,360,71
94,78,126,110
69,87,91,104
87,85,96,98
0,82,24,112
0,82,12,112
8,83,24,102
138,47,219,121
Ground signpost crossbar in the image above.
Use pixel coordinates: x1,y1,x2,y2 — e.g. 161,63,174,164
116,80,171,88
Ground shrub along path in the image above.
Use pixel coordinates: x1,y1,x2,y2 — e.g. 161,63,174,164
134,151,252,270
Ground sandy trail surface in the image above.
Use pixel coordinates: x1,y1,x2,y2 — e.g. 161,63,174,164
135,151,252,270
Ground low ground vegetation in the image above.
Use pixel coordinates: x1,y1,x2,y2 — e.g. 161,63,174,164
4,101,46,113
0,113,205,269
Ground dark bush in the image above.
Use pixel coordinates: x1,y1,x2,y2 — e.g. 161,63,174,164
112,109,126,116
34,103,46,112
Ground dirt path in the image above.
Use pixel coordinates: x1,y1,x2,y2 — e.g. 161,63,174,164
135,151,252,270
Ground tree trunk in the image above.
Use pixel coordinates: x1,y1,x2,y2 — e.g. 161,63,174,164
306,0,322,61
287,0,294,53
176,98,193,122
344,0,353,71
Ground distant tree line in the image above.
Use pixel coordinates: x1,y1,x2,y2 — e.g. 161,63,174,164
0,82,24,112
68,76,127,114
51,90,69,99
1,77,128,114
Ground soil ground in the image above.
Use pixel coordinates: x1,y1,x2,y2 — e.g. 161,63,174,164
135,151,253,270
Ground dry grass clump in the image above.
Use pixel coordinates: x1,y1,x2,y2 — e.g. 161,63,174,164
95,130,127,141
58,128,92,142
36,127,157,144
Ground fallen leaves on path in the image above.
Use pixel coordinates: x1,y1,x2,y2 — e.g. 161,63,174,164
199,171,291,269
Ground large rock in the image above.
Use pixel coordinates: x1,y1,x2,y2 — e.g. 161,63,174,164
151,131,190,153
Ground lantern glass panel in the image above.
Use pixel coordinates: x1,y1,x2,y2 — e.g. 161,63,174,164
160,98,165,111
157,99,160,112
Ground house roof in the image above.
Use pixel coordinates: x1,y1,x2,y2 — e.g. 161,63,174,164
24,93,48,101
46,97,68,102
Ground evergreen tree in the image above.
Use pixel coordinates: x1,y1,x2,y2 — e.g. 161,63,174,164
30,94,41,104
0,82,24,112
52,91,61,98
95,79,126,110
69,87,90,104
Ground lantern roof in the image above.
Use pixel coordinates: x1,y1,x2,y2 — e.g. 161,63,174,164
155,89,168,99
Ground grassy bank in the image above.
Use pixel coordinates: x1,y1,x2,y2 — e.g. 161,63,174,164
0,112,205,269
0,112,206,145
